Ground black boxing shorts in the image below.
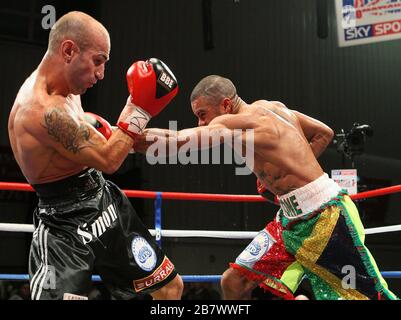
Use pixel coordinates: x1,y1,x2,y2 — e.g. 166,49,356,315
29,168,178,300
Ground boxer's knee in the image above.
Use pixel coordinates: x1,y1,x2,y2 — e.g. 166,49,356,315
221,268,240,295
151,274,183,300
221,267,256,300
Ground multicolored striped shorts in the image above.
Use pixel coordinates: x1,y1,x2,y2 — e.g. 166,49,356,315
231,174,398,300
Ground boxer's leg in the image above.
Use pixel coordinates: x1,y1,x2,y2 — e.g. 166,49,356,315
150,274,184,300
221,267,258,300
29,220,94,300
96,182,183,300
226,220,304,300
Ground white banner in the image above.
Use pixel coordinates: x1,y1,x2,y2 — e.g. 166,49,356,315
335,0,401,47
331,169,358,195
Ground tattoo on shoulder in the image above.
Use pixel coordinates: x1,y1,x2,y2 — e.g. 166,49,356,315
44,108,91,154
258,171,267,180
258,170,280,185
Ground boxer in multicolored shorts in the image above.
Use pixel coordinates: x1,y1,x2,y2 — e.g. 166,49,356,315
232,174,397,300
133,75,398,300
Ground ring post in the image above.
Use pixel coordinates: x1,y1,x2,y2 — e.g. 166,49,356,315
154,192,163,247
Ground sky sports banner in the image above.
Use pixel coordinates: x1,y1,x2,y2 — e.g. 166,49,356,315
335,0,401,47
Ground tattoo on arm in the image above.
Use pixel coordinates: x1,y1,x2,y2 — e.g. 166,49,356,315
258,171,280,186
258,171,268,180
44,108,91,154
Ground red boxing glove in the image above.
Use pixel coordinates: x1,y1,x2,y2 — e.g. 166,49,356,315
118,58,178,138
127,58,178,116
84,112,113,140
256,179,279,205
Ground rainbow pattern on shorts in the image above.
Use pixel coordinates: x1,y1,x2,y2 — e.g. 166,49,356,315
231,191,399,300
281,193,398,300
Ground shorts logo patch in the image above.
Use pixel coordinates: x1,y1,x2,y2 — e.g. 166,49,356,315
236,230,275,265
133,257,175,292
131,236,157,272
63,293,88,300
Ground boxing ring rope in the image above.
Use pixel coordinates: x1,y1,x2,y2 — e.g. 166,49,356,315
1,182,401,282
0,273,400,283
1,182,401,201
2,224,401,238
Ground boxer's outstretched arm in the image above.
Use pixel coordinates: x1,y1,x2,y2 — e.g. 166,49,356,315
28,105,133,174
133,124,232,156
292,110,334,158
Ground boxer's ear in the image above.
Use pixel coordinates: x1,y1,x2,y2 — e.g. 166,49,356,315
222,98,232,114
61,40,79,63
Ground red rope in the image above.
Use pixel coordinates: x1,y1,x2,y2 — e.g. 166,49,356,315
0,181,400,202
351,185,401,200
0,182,34,192
124,190,265,202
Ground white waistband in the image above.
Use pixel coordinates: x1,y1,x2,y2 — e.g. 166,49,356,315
277,173,342,220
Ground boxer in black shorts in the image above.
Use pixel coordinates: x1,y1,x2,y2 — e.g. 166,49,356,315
8,11,183,300
30,169,178,300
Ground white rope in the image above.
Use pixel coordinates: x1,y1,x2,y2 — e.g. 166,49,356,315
149,229,258,239
0,223,35,233
1,223,401,238
364,225,401,235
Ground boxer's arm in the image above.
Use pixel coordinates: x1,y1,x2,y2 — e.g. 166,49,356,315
134,114,256,157
292,110,334,158
133,124,232,155
28,105,133,174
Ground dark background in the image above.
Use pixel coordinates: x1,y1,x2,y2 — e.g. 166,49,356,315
0,0,400,297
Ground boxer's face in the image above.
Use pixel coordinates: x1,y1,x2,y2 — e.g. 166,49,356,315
192,96,233,126
192,96,224,126
65,32,110,95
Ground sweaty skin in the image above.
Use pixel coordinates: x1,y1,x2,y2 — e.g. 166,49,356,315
8,32,133,185
133,96,333,301
8,12,183,300
134,98,334,196
132,77,334,301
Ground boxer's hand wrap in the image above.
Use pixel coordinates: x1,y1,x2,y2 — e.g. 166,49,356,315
117,58,178,138
84,112,113,140
257,179,279,205
118,97,151,138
